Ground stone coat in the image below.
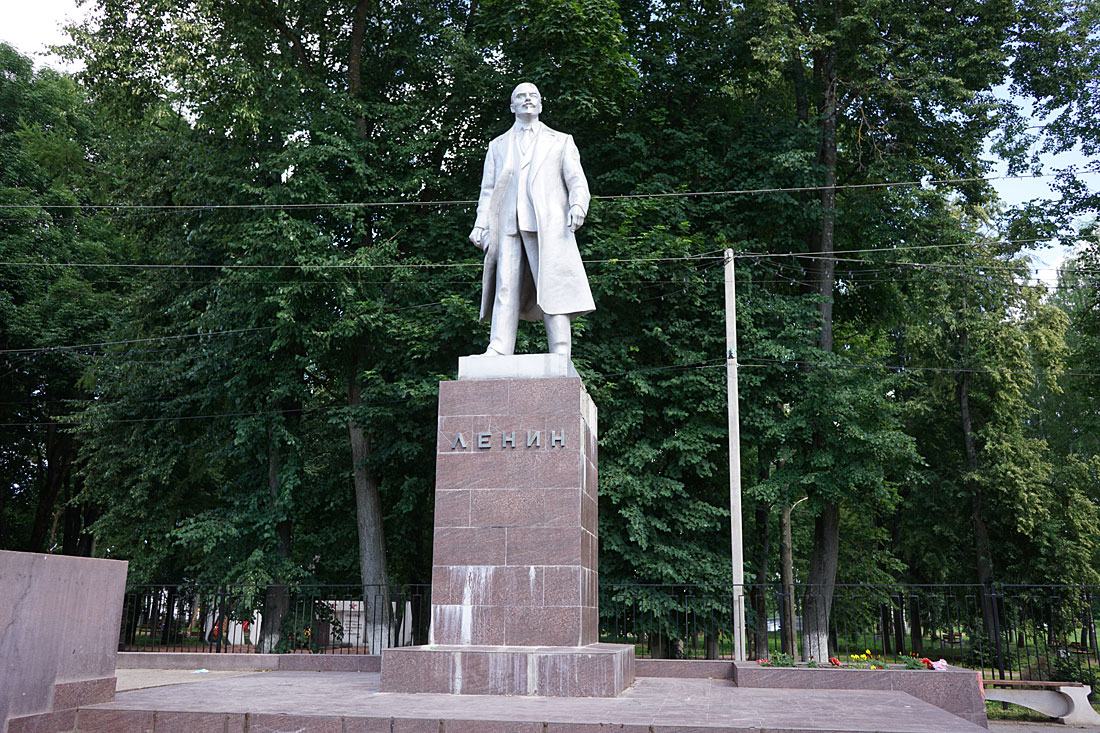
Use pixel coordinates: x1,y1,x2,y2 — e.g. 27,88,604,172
473,124,595,321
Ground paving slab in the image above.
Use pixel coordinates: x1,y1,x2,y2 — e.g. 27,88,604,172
83,671,989,732
115,669,263,691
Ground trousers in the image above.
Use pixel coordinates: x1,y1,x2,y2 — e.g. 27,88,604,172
488,230,571,358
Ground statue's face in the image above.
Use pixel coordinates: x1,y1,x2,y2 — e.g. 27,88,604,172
509,83,542,117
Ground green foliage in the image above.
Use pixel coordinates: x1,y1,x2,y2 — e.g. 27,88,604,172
901,655,928,670
0,42,130,554
2,0,1098,629
272,598,345,654
1051,652,1100,692
758,651,797,667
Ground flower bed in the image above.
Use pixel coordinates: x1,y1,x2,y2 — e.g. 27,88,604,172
732,660,987,728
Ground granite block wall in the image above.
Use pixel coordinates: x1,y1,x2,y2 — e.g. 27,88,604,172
0,551,128,733
429,378,599,648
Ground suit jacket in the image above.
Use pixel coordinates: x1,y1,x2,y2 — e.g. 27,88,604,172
473,123,596,321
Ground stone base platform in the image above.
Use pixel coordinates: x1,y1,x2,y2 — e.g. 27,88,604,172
380,643,634,697
457,353,578,380
60,671,989,733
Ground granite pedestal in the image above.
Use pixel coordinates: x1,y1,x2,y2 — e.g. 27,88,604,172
380,357,634,697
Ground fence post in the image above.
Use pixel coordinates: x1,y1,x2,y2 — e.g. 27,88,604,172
989,585,1005,681
879,603,892,656
1088,592,1099,655
215,584,227,654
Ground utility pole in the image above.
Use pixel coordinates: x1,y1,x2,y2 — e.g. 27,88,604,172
725,248,746,661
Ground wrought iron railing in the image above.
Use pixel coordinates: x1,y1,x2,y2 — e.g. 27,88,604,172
119,583,430,654
599,582,1100,686
118,581,1100,686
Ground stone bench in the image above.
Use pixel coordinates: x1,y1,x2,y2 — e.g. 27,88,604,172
983,679,1100,727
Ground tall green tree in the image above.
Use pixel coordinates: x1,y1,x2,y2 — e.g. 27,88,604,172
735,0,1085,659
0,43,129,555
66,0,639,649
5,0,1092,667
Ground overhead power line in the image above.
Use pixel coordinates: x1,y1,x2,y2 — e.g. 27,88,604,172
812,256,1077,273
0,236,1083,272
0,169,1091,212
5,355,1096,426
0,357,727,426
0,327,275,355
734,237,1057,259
0,253,726,270
737,357,1098,378
0,397,415,429
1,250,1086,359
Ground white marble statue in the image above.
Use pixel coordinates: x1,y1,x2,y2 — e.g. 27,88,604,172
468,82,595,360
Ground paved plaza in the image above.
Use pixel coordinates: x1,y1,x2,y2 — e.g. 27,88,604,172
81,670,997,732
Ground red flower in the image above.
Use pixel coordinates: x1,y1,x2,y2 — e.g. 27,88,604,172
828,657,842,667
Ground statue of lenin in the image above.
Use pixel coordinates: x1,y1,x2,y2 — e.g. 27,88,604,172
468,82,595,360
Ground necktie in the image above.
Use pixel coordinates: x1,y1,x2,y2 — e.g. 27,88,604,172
520,127,533,153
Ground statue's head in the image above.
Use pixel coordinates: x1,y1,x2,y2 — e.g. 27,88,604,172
509,83,543,118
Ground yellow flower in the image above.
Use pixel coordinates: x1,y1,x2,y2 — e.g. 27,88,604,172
865,649,872,656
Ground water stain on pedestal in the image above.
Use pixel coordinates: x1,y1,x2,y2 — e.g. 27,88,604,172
380,360,634,697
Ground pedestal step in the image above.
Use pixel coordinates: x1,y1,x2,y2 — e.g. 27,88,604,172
380,643,634,697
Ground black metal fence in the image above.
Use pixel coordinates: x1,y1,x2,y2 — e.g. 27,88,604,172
119,584,430,655
599,583,1100,686
119,582,1100,686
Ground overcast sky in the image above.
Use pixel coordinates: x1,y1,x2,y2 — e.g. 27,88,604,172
2,0,1095,285
1,0,88,71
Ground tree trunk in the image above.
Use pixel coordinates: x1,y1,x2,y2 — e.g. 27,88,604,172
350,364,391,652
749,503,771,659
345,8,390,652
958,369,992,585
779,502,799,659
908,595,923,655
892,594,906,655
704,632,720,660
1088,606,1098,654
803,22,841,666
803,502,839,663
61,502,96,557
61,501,81,555
958,363,996,641
648,632,675,659
259,584,289,653
29,420,74,552
147,591,161,649
58,472,96,557
122,592,141,646
47,504,63,549
160,585,179,645
258,433,293,653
